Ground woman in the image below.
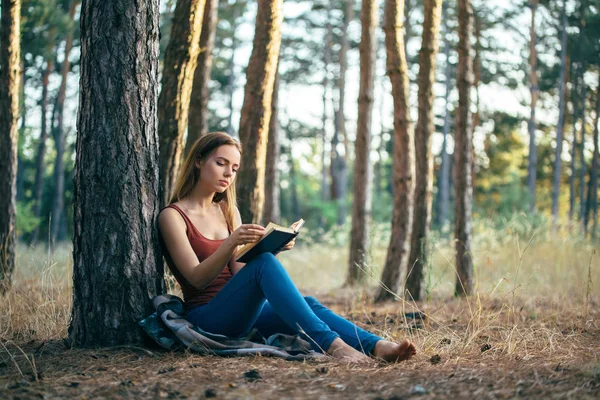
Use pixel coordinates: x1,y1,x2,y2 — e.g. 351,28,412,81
159,132,417,363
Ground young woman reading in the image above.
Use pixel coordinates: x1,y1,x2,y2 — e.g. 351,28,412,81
158,132,417,363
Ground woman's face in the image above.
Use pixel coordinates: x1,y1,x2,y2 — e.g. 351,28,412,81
197,145,241,193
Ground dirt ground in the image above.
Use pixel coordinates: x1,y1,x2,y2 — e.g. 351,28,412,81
2,294,600,399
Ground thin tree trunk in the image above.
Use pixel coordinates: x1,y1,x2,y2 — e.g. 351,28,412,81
347,0,377,285
70,0,164,346
330,0,352,225
236,0,283,224
0,0,21,295
321,15,333,203
404,0,442,301
226,4,239,137
286,123,300,218
404,0,412,56
437,2,452,229
579,64,587,234
375,0,414,303
16,59,26,203
569,63,580,225
187,0,219,152
454,0,474,297
471,12,480,192
158,0,206,206
31,54,54,244
551,0,568,230
590,76,600,239
262,61,281,225
50,0,78,247
527,0,539,213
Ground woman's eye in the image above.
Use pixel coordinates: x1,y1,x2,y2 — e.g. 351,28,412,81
217,162,224,166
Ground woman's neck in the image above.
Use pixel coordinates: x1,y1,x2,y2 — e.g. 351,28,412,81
182,184,216,210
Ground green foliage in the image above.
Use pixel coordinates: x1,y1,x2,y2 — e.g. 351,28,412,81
16,201,40,237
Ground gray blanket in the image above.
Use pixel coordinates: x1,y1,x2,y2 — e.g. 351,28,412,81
139,294,326,361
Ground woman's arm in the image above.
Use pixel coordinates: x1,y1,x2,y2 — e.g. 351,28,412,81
159,208,238,289
228,207,246,275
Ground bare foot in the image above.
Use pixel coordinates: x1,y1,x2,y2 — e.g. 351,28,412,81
326,338,372,363
372,339,417,362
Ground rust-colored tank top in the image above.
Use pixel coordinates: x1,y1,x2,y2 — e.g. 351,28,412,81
160,204,232,309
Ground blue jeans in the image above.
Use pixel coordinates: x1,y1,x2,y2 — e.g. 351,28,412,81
186,253,382,354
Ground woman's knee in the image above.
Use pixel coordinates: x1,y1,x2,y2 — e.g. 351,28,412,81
304,296,323,308
244,252,282,273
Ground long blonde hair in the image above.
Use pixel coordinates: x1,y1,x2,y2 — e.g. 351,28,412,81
169,132,242,231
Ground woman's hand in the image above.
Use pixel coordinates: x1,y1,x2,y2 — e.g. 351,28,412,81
227,224,265,247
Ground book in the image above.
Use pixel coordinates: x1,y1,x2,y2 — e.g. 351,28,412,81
235,219,305,263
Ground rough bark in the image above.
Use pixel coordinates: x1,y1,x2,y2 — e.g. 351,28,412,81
437,2,452,229
0,0,20,295
404,0,442,301
50,0,78,246
236,0,283,224
347,0,377,285
187,0,219,151
262,62,281,225
375,0,414,303
551,1,568,230
527,0,539,213
158,0,206,206
454,0,474,297
70,0,164,346
31,54,54,244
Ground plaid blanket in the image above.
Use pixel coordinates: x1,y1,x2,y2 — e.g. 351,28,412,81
139,294,326,361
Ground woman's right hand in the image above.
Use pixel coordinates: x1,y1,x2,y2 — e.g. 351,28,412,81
227,224,266,247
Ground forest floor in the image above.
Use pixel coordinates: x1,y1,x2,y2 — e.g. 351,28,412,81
2,290,600,399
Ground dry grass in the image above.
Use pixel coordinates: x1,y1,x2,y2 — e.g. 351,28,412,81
1,228,600,398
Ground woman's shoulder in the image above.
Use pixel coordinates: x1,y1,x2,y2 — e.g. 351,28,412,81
158,205,186,229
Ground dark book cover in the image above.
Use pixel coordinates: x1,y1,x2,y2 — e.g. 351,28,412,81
235,230,298,263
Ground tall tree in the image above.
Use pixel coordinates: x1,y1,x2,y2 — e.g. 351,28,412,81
187,0,219,151
454,0,474,297
578,65,587,233
158,0,206,206
0,0,21,294
437,1,453,229
50,0,78,246
569,63,580,225
526,0,539,213
262,61,281,225
404,0,442,301
551,0,568,230
588,77,600,238
321,7,333,204
330,0,353,226
70,0,164,346
31,33,55,244
375,0,414,302
236,0,283,224
347,0,377,285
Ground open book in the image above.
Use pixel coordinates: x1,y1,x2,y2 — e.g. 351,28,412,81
235,219,305,263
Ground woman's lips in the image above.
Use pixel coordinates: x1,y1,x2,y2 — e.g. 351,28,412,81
218,180,228,187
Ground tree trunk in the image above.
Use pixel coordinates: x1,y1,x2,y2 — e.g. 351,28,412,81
70,0,164,346
375,0,415,303
569,63,580,225
471,11,480,192
226,4,240,137
590,76,600,239
285,123,300,218
437,2,452,229
187,0,219,151
236,0,283,224
527,0,539,213
404,0,442,301
454,0,474,297
16,59,26,203
404,0,412,56
158,0,206,206
347,0,377,285
321,14,333,204
0,0,20,295
262,61,281,225
50,0,78,247
579,64,587,234
551,1,568,230
330,0,352,225
31,54,54,244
